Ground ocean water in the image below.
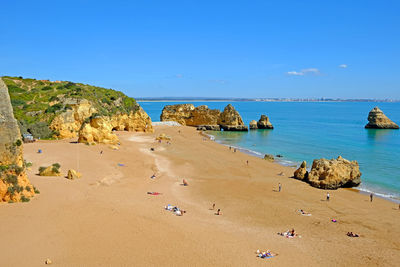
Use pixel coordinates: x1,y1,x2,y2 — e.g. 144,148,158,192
139,101,400,201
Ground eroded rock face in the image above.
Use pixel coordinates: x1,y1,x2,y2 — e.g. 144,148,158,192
78,116,119,145
160,104,195,126
365,107,399,129
49,99,96,139
257,115,274,129
249,120,258,130
294,161,308,180
110,107,154,133
307,156,361,189
51,101,153,140
0,78,35,202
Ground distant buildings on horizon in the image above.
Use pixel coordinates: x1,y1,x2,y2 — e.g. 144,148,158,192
137,97,399,103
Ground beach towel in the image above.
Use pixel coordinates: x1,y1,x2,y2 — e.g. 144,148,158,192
117,163,125,166
147,192,162,195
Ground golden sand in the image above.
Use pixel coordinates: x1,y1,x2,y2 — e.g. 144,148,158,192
0,126,399,266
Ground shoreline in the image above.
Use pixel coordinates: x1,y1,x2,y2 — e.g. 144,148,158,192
205,130,400,204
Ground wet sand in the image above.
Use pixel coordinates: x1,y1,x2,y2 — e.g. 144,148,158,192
0,125,399,266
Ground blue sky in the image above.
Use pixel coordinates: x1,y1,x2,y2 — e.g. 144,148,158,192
1,0,399,99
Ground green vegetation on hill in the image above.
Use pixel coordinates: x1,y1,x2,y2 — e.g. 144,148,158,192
2,76,139,139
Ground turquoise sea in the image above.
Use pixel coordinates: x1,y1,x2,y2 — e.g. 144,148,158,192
140,101,400,201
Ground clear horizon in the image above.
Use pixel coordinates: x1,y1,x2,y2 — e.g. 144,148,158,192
1,0,399,99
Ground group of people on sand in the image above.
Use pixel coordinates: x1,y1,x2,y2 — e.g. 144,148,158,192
299,209,311,216
278,228,298,238
165,204,186,216
256,249,277,259
347,232,359,237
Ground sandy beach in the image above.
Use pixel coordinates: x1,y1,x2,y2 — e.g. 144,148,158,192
1,125,399,266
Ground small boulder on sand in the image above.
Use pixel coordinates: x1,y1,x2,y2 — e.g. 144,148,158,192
156,133,171,141
67,169,82,180
38,164,61,177
264,154,274,161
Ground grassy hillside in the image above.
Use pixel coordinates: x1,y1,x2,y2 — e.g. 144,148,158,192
2,76,139,139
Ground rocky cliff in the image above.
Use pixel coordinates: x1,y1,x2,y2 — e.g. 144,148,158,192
2,76,153,140
0,78,35,202
161,103,247,131
49,99,96,139
365,107,399,129
294,156,361,190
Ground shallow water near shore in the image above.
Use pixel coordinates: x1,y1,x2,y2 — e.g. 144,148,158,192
140,101,400,201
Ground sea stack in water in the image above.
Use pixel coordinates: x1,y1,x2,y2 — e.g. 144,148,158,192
218,104,248,131
257,115,273,129
249,120,258,130
365,107,399,129
302,156,361,190
0,78,36,202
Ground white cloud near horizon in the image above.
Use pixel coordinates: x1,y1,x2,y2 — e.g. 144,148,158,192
287,68,320,76
339,64,348,68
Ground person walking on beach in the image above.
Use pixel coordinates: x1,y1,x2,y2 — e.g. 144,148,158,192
278,183,282,192
327,193,330,201
370,193,373,202
229,146,231,151
234,148,237,153
246,160,249,165
212,203,215,210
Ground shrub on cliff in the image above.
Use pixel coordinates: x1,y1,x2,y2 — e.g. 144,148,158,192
2,76,140,139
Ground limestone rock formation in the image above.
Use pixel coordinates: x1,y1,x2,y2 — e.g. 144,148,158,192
249,120,258,130
307,156,361,189
110,107,154,133
257,115,274,129
160,104,196,126
294,161,308,180
0,78,35,202
161,103,247,131
365,107,399,129
51,101,154,140
161,104,221,127
218,104,247,131
78,116,119,144
49,99,96,139
67,169,82,180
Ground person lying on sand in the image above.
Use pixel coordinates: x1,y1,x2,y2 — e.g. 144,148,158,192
299,209,311,216
256,249,278,258
215,209,222,215
182,179,188,186
151,174,156,179
347,232,359,237
147,192,162,195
